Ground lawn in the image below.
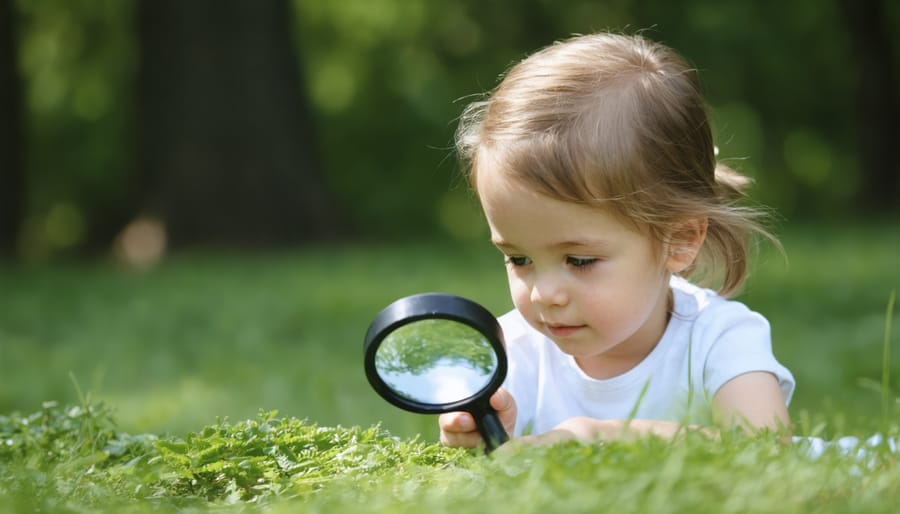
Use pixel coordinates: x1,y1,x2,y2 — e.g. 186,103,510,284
0,222,898,512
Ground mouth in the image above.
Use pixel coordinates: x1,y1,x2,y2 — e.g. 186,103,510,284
544,323,586,338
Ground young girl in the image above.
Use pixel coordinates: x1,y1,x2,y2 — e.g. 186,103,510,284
440,32,795,448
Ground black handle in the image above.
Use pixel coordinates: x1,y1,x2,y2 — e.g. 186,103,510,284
476,407,510,454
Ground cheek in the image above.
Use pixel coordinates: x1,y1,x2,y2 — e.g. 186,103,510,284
586,274,665,327
506,274,532,312
579,272,655,317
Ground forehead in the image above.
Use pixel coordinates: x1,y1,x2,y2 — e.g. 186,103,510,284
476,168,637,246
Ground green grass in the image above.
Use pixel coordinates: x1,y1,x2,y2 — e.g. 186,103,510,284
740,222,900,435
0,222,898,512
1,241,511,439
2,401,898,513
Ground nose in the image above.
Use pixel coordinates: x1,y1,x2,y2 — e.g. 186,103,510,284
529,271,568,307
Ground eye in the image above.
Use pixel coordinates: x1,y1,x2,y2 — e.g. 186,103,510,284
567,256,598,268
505,256,532,267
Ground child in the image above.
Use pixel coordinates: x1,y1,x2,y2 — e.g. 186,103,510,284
439,32,795,448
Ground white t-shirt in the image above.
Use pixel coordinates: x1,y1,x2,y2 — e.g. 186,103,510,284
499,275,795,436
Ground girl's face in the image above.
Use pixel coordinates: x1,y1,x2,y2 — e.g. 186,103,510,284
478,174,677,378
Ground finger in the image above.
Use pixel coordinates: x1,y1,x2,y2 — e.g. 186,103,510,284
489,388,517,434
438,412,489,448
440,428,486,449
438,412,475,433
490,388,514,412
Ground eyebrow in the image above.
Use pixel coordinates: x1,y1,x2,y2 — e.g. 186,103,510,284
491,237,611,251
491,239,516,252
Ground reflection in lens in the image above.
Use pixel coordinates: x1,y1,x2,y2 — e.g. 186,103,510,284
374,319,498,405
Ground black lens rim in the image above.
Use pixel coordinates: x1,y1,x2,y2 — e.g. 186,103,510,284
363,293,507,415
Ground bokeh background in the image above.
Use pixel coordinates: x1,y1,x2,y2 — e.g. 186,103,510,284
1,0,898,440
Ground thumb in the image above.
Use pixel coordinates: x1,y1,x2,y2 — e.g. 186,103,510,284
489,387,517,435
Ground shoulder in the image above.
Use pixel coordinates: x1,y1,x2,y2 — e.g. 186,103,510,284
669,275,773,363
670,275,768,337
670,276,795,402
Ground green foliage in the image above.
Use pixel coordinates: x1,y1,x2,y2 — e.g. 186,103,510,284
0,225,897,439
14,0,137,256
149,410,463,503
740,223,900,435
0,401,467,510
0,240,511,439
0,400,158,509
0,224,898,510
882,291,896,432
375,319,496,376
2,401,899,513
11,1,900,255
0,400,153,465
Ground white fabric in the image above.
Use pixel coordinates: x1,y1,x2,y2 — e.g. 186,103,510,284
500,275,795,436
796,434,898,461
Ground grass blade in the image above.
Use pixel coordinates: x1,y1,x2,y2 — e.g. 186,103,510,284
882,290,895,433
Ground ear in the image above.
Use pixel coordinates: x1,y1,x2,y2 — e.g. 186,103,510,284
665,217,708,274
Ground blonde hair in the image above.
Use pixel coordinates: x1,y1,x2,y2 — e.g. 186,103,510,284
456,32,775,297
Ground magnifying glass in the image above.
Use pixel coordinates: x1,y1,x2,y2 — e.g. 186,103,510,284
363,293,510,453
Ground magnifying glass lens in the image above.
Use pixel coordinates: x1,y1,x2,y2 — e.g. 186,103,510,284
374,319,498,404
363,293,510,453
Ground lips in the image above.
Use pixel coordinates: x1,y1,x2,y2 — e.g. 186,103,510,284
544,323,586,338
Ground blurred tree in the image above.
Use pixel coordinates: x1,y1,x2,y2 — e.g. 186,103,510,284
0,0,23,255
840,0,900,212
8,0,899,260
137,0,342,247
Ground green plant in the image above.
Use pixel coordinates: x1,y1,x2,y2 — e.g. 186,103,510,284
2,400,899,513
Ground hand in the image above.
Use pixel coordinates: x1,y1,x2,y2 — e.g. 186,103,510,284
439,388,517,448
513,417,691,447
515,416,612,446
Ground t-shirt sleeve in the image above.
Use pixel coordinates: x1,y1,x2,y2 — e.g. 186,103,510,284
699,303,795,405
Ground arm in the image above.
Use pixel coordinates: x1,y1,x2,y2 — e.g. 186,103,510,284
515,417,689,445
711,371,791,433
515,371,790,446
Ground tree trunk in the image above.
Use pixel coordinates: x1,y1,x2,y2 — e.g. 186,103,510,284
840,0,900,213
137,0,342,247
0,0,23,256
